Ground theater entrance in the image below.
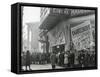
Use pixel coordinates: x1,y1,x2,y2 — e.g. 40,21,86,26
52,44,65,54
52,44,65,66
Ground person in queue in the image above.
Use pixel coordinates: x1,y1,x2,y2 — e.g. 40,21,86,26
21,51,26,71
70,50,75,67
84,49,90,67
64,52,68,67
50,51,56,69
59,51,64,66
78,50,85,67
26,50,31,71
90,50,95,66
67,50,71,67
67,49,75,68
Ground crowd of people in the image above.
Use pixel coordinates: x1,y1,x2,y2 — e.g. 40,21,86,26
77,49,95,67
21,51,50,70
21,48,95,70
50,48,95,69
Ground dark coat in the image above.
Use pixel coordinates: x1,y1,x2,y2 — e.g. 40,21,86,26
84,53,90,66
26,51,31,66
50,53,56,65
78,53,85,64
90,54,95,66
59,53,64,65
70,53,75,64
68,52,75,66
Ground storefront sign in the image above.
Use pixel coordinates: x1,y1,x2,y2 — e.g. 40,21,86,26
71,21,92,50
51,8,94,17
70,9,94,16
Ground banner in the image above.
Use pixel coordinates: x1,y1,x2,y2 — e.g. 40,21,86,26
48,24,65,46
71,21,92,50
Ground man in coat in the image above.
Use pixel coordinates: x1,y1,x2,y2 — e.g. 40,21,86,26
50,52,56,69
26,50,31,71
70,51,75,67
78,50,85,67
59,52,64,66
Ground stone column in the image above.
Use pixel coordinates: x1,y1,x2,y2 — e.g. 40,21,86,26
64,24,71,51
27,26,30,50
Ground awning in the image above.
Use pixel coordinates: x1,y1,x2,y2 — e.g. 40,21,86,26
39,14,66,30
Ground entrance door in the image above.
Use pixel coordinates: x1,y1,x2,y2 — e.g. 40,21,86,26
52,44,65,54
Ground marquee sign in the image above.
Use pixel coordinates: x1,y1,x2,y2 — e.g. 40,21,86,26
51,8,94,17
71,21,92,50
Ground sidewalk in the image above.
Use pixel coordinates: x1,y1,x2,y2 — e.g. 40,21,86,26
22,64,64,70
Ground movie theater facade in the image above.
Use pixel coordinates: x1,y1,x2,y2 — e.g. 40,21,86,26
39,8,95,54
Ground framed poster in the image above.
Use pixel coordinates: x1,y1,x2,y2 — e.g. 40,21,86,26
11,2,98,74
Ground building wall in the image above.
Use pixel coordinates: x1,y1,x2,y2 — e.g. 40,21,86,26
47,14,95,53
26,22,40,53
47,19,70,52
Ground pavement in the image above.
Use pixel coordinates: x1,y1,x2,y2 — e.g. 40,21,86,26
22,64,64,70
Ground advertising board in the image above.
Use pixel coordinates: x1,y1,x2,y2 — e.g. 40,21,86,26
71,21,92,50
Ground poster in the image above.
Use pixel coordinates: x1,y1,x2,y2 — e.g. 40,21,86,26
71,21,92,50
